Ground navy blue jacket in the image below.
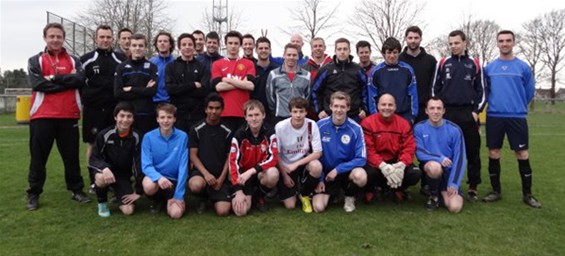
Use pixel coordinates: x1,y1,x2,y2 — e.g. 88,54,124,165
432,53,486,113
312,55,367,117
368,61,418,121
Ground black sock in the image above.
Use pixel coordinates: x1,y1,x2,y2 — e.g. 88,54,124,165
344,181,360,197
489,158,501,193
427,176,441,198
95,185,109,203
300,172,319,197
148,191,164,204
518,159,532,196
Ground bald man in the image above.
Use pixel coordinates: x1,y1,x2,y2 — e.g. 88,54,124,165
271,33,309,66
360,94,420,203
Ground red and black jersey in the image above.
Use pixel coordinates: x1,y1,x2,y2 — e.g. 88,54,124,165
27,48,85,120
229,124,278,189
211,57,256,117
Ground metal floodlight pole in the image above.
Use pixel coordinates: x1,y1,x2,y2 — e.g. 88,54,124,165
212,0,228,54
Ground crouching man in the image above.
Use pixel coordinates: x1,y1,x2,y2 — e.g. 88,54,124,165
414,97,466,213
229,100,279,216
275,97,323,213
142,103,189,219
89,101,142,217
313,92,367,213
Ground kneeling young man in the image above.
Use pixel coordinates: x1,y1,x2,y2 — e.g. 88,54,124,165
142,103,189,219
188,94,233,216
414,97,466,213
313,91,367,213
275,97,323,213
89,102,142,217
229,100,279,216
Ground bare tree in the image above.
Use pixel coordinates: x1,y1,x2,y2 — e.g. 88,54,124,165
459,17,500,63
538,9,565,104
283,0,340,42
350,0,425,51
517,18,545,82
75,0,174,56
425,35,450,59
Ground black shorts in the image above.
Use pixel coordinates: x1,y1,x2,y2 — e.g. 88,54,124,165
82,106,115,143
231,172,270,197
421,163,463,195
190,169,231,202
277,165,307,200
319,172,350,196
486,116,529,151
100,171,134,205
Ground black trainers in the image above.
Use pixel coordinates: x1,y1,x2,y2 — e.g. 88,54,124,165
426,196,439,211
71,191,91,203
196,200,206,214
149,201,163,214
467,190,479,203
482,191,502,203
523,194,541,208
27,193,39,211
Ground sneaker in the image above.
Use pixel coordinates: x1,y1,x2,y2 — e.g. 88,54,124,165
482,191,502,203
420,184,431,196
89,184,96,194
467,190,479,203
523,194,541,208
393,190,410,203
426,196,439,211
97,203,111,217
255,196,268,212
343,196,356,212
71,191,91,203
27,193,39,211
299,195,313,213
149,201,162,214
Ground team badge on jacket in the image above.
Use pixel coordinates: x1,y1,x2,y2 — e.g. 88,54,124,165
341,135,350,144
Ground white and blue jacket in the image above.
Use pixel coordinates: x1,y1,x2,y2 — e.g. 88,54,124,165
317,117,366,180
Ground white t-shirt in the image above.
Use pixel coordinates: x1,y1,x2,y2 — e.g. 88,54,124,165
275,118,322,167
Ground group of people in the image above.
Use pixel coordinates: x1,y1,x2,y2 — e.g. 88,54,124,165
24,22,541,219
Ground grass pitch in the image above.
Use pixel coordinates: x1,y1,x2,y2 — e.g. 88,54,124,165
0,109,564,255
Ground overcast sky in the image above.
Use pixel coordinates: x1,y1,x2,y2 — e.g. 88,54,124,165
1,0,563,72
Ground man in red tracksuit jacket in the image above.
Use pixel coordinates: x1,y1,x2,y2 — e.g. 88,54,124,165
26,23,91,210
361,94,421,203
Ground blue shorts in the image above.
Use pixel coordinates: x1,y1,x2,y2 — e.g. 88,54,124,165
486,117,529,151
